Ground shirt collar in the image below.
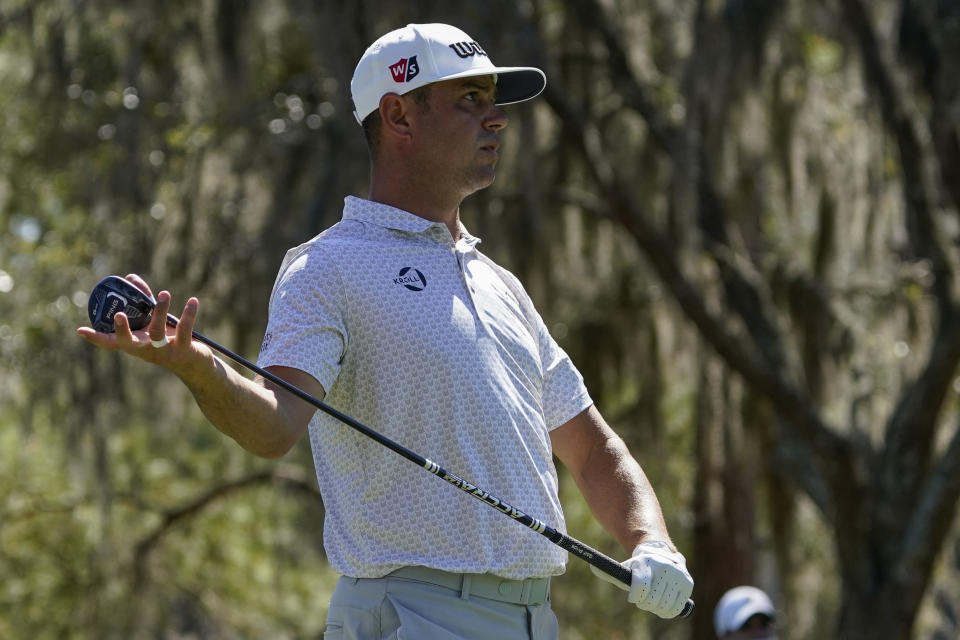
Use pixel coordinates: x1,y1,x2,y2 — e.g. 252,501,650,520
343,196,481,247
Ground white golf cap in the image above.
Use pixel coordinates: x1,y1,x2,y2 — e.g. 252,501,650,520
350,23,546,123
714,586,776,635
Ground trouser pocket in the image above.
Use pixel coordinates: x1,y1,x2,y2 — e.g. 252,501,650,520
325,576,404,640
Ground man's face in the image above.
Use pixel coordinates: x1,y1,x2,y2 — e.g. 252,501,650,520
406,75,507,198
725,613,776,640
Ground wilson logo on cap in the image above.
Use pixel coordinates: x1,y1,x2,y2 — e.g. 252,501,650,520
388,56,420,83
448,41,487,59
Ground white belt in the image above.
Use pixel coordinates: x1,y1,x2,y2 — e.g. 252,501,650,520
387,566,550,606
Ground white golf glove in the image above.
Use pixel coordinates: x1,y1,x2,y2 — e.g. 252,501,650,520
590,540,694,618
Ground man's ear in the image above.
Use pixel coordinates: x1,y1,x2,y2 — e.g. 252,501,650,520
379,93,413,141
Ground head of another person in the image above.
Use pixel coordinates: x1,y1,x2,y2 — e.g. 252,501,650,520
350,23,546,197
714,585,778,640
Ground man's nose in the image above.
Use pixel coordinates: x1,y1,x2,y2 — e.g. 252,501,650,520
485,105,508,131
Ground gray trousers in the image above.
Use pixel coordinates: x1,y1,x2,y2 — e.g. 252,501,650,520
323,569,559,640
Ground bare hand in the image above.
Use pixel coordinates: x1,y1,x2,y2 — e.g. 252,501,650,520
76,273,214,372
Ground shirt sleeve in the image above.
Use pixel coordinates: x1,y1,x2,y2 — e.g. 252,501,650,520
257,242,347,393
492,263,593,430
535,312,593,430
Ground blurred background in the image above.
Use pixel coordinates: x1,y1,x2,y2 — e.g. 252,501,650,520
2,0,960,638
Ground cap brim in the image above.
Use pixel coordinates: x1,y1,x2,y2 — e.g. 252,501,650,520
494,67,547,105
427,66,546,106
728,606,775,633
353,66,546,123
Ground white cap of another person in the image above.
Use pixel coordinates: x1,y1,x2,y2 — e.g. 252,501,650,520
714,585,776,636
350,23,546,123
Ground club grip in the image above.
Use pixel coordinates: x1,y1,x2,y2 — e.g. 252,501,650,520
567,539,695,618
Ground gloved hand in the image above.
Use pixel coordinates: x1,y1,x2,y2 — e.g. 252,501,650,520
590,540,694,618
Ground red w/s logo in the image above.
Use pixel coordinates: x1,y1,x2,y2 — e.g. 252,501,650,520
388,55,420,83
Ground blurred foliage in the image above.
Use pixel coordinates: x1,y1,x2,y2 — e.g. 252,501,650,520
3,0,960,639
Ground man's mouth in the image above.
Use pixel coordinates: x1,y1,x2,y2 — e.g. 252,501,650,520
479,140,500,153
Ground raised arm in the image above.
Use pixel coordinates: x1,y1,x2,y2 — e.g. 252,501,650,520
77,274,318,458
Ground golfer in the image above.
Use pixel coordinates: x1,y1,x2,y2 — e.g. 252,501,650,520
714,585,778,639
79,23,693,639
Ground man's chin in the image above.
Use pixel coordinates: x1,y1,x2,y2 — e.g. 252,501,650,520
465,170,497,195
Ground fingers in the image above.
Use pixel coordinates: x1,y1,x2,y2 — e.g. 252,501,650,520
175,297,199,345
77,309,137,349
78,291,199,358
624,544,694,618
112,311,140,348
148,291,172,346
655,583,692,619
641,568,671,615
124,273,154,298
76,325,120,349
630,565,685,618
76,277,212,377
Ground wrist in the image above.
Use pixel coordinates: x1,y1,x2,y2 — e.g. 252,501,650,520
171,348,221,388
632,539,675,556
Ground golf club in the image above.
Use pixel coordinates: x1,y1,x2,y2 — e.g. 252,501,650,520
88,274,694,618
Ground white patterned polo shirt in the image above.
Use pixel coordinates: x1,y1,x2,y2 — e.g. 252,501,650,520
258,196,593,579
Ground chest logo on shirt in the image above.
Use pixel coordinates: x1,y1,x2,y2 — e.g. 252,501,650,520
393,267,427,292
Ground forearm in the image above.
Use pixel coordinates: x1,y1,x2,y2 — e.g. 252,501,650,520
77,281,310,458
174,353,302,459
571,431,674,552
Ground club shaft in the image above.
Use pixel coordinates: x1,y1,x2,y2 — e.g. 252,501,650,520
165,313,693,618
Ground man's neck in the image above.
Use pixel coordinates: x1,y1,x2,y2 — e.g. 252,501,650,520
368,180,463,241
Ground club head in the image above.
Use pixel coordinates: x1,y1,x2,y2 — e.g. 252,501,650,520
88,275,157,333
